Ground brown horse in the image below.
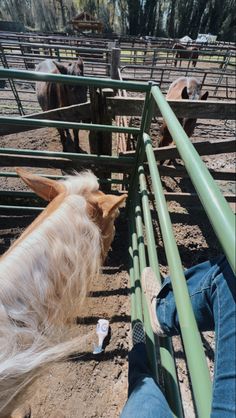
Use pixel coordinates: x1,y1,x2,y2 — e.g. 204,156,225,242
36,58,87,153
173,43,199,68
159,77,208,162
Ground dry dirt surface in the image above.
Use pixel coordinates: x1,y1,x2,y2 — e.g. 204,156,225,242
26,222,130,418
0,113,235,417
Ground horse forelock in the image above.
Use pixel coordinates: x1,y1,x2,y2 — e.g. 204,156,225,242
61,170,99,196
186,77,201,99
168,77,201,98
167,77,187,96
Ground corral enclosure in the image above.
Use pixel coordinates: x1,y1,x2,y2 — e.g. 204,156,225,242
0,32,235,116
0,31,235,418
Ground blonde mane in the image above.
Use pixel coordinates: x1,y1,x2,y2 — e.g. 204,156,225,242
0,171,103,417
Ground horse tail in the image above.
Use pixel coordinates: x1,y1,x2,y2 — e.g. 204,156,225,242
0,330,89,417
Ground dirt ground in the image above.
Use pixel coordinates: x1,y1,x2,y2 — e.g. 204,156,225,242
0,109,235,417
26,228,131,418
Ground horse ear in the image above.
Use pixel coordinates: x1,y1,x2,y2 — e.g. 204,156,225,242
53,61,68,75
78,58,84,76
181,87,189,99
97,194,127,218
201,91,209,101
16,168,66,201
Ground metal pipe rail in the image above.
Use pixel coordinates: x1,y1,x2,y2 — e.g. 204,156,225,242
0,171,129,185
1,31,234,51
129,217,143,322
143,133,212,417
0,147,134,170
120,46,233,58
120,64,235,77
0,40,108,54
0,32,111,46
0,68,149,92
138,166,184,418
151,85,235,274
120,55,227,67
2,40,232,59
0,53,110,65
0,116,140,135
134,197,158,379
0,205,43,214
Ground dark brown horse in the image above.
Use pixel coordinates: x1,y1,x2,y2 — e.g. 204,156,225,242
36,59,87,152
173,43,199,68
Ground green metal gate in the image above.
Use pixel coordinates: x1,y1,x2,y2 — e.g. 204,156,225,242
0,68,235,418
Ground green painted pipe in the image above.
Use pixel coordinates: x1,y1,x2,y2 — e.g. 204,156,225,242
128,242,137,322
0,147,134,167
151,86,235,274
138,166,161,281
134,198,158,380
0,190,44,199
138,165,184,418
0,205,43,212
144,133,212,418
0,116,140,135
130,216,143,322
0,171,64,180
0,171,129,184
127,82,153,210
135,82,154,152
0,68,149,92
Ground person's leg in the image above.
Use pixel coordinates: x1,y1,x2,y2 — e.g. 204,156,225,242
120,323,172,418
143,255,236,417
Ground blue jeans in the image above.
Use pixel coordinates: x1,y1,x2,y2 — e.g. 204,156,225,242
121,256,236,418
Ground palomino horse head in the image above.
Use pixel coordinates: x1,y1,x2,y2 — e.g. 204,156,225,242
0,169,126,418
15,168,126,262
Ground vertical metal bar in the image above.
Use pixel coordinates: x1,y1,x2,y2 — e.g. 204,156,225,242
0,46,25,115
138,166,161,280
144,133,212,418
151,50,157,78
135,81,154,152
139,166,184,418
201,72,207,90
130,215,143,322
127,82,154,212
151,85,235,274
128,237,137,323
19,43,28,70
134,196,158,380
159,69,164,89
